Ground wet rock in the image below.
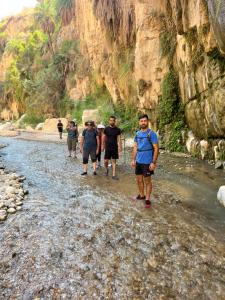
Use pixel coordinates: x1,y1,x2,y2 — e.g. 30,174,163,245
18,176,26,182
24,189,29,195
0,164,5,169
7,207,16,214
215,161,223,169
0,209,7,221
217,186,225,207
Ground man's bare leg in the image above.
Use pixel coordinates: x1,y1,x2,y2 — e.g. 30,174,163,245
136,175,145,197
104,159,109,176
112,159,116,177
144,176,152,200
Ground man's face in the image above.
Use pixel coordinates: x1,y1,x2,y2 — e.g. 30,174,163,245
109,118,116,127
87,123,93,130
139,117,149,129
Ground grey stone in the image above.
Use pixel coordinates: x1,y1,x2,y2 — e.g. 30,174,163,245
215,161,223,169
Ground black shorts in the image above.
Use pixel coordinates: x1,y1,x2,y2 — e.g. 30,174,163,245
83,148,97,164
135,163,154,177
104,148,119,160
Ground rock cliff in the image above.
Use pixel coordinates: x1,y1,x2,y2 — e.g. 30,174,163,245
56,0,225,140
0,1,225,144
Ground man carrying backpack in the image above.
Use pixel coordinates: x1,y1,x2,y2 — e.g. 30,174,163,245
131,114,159,208
80,121,100,176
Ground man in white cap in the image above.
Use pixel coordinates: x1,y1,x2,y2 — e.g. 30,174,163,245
97,124,105,168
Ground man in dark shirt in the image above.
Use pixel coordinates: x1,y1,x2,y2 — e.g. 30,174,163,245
80,121,100,176
66,121,78,158
57,119,63,139
102,116,122,180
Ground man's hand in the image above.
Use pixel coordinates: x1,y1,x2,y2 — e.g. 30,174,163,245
149,163,156,171
118,146,122,153
131,159,136,168
80,148,83,154
96,149,99,155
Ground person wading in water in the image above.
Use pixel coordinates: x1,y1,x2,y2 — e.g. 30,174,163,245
66,121,78,158
131,114,159,208
80,121,100,176
57,119,63,139
102,116,122,180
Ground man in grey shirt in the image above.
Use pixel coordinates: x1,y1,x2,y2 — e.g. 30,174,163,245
80,121,100,175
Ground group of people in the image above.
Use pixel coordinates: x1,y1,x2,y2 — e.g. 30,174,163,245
57,114,159,208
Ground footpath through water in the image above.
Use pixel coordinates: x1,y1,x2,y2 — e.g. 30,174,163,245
0,135,225,299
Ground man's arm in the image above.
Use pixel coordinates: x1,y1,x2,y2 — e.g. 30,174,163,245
96,136,100,154
149,143,159,170
131,142,138,167
101,133,106,151
80,136,84,153
117,134,122,152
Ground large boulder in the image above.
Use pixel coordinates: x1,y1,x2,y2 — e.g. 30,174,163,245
217,186,225,207
82,109,101,126
0,122,14,131
35,123,44,131
42,118,68,133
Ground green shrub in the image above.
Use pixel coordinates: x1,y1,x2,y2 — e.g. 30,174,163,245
207,48,225,73
159,70,185,152
160,30,177,61
159,70,179,127
165,120,185,152
23,114,44,126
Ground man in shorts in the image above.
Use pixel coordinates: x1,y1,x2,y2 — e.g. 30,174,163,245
80,121,100,176
66,121,78,158
102,116,122,180
131,114,159,208
57,119,63,139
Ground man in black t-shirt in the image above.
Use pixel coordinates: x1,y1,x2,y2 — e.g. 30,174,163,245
57,119,63,139
102,116,122,180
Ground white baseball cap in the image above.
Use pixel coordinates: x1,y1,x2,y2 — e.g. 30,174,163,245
97,124,105,129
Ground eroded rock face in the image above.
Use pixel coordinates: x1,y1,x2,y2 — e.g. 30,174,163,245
0,1,224,141
58,0,225,139
207,0,225,53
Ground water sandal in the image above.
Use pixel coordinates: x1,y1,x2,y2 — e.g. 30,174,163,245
145,200,151,208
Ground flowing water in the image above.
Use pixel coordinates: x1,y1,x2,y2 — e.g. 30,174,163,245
0,136,225,299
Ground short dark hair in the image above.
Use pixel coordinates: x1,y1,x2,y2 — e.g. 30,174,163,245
139,114,149,120
109,116,116,120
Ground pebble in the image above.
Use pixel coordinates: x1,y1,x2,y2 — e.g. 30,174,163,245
0,209,7,221
7,207,16,214
0,156,28,221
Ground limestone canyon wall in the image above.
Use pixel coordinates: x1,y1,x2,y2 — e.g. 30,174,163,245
0,1,225,142
60,0,225,139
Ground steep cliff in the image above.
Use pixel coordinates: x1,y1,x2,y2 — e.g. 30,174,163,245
57,0,225,141
0,0,225,151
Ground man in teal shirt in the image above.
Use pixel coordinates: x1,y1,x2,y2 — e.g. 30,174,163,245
131,114,159,208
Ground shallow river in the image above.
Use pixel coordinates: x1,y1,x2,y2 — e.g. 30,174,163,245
0,137,225,299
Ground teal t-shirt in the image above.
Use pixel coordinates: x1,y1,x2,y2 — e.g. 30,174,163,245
134,129,158,164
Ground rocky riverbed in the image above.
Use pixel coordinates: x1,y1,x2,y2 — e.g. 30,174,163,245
0,137,225,299
0,144,27,222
